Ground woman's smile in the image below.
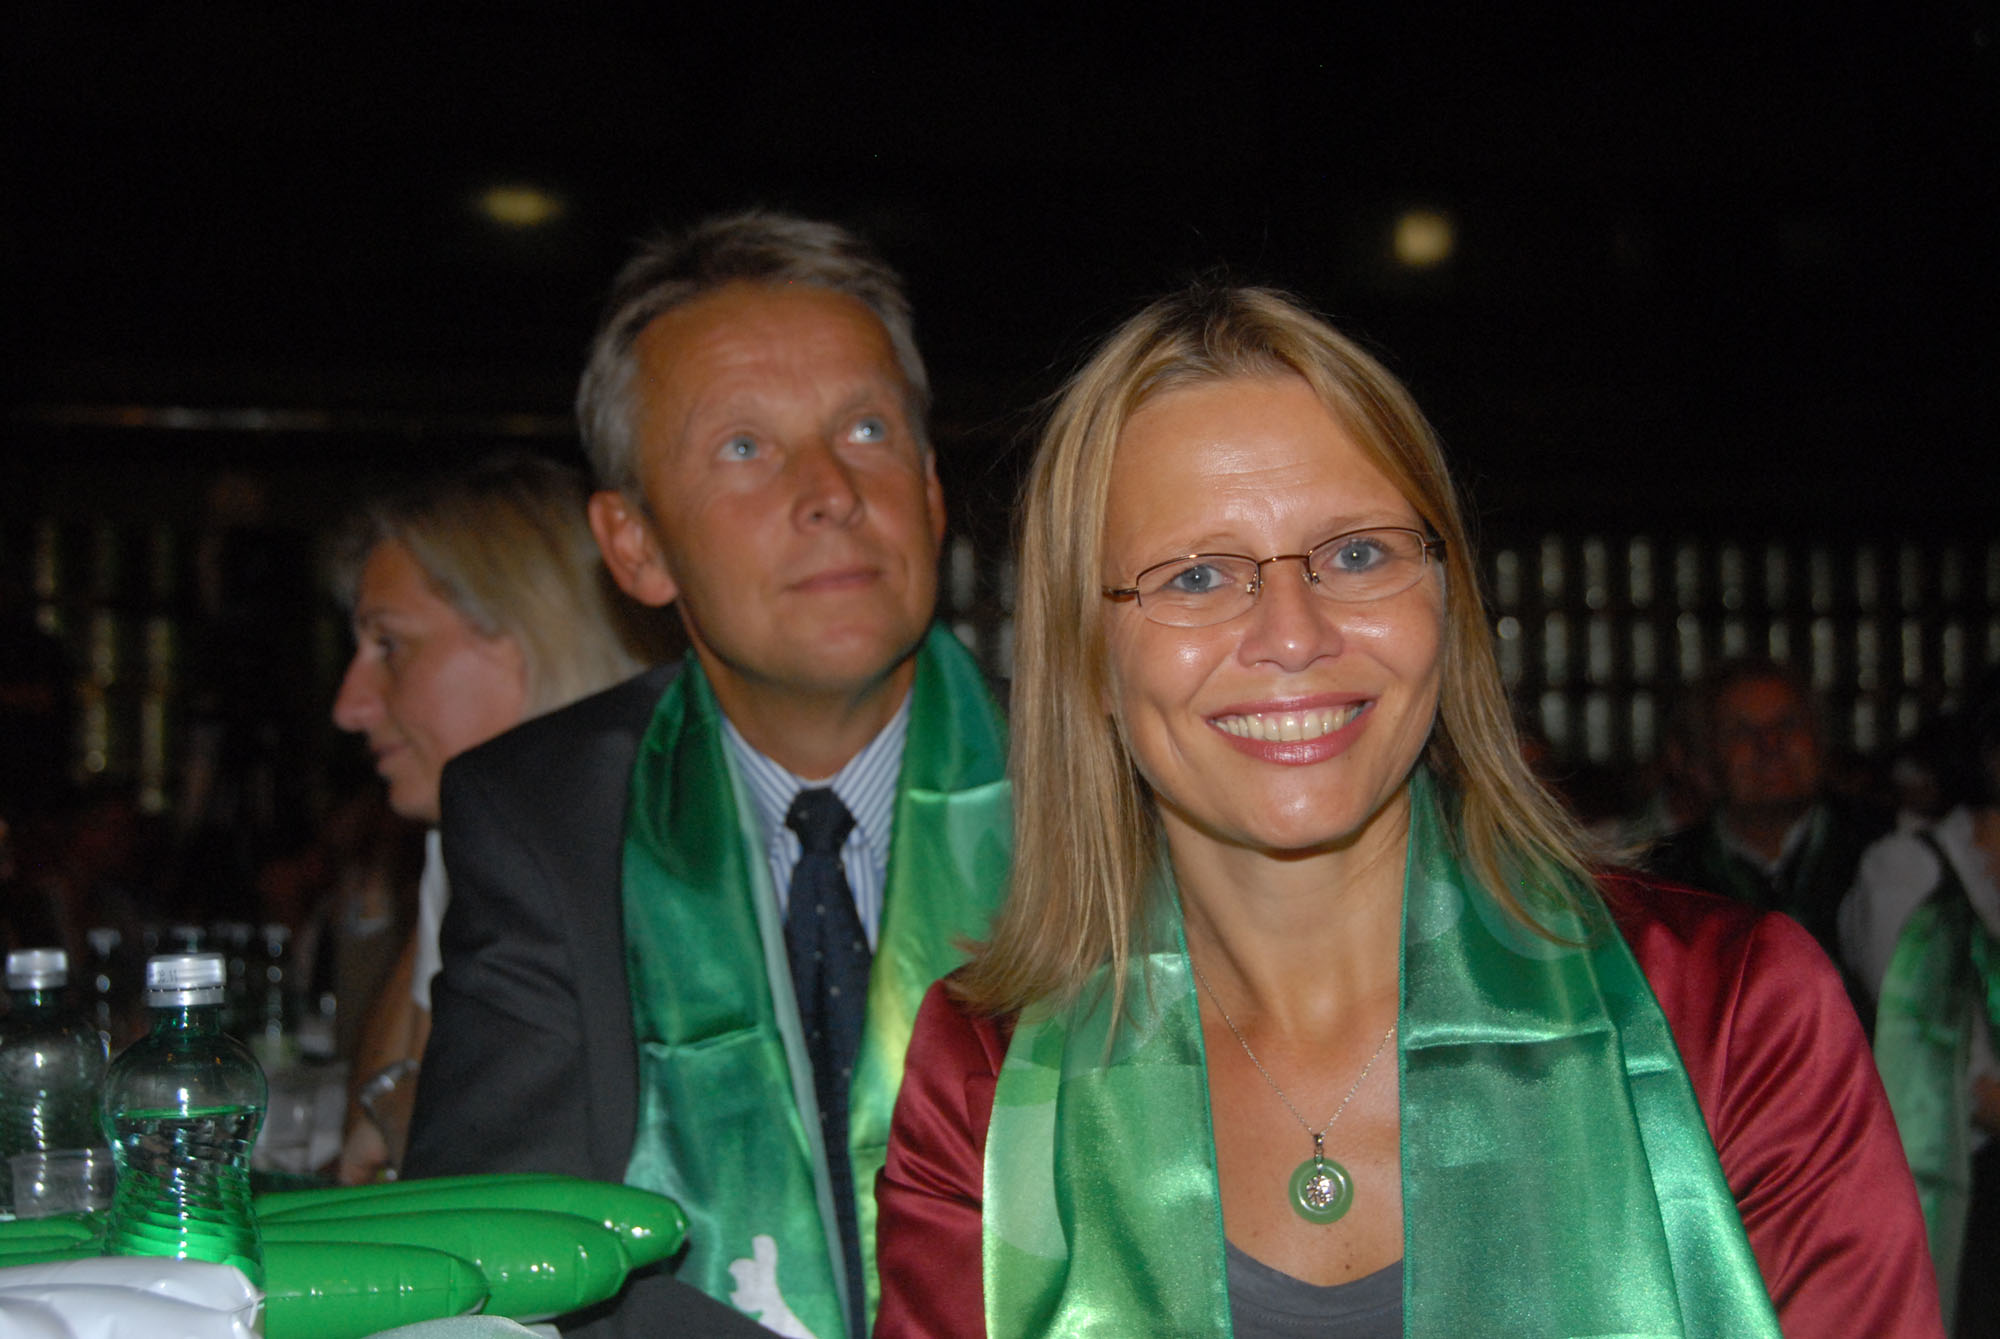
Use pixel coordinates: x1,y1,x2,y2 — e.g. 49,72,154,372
1210,699,1369,744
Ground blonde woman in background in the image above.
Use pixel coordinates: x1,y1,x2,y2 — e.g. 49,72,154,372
330,452,666,1183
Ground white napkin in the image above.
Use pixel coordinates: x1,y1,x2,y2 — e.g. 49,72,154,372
0,1256,260,1339
368,1320,559,1337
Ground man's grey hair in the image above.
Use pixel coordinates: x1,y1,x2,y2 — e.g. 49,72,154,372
575,210,930,496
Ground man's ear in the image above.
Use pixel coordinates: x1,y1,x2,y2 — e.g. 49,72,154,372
925,451,947,548
588,490,680,608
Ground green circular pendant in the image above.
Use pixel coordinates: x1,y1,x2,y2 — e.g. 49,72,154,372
1289,1155,1354,1224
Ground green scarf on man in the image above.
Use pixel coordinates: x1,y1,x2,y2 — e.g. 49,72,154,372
620,626,1009,1338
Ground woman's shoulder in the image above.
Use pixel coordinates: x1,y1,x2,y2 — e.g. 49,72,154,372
1595,877,1939,1333
1596,868,1857,1076
1597,869,1825,978
909,976,1017,1088
884,980,1018,1219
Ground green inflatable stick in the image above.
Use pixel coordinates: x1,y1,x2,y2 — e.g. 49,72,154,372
262,1240,489,1339
253,1172,571,1218
0,1213,100,1248
258,1174,686,1266
261,1207,629,1322
0,1243,98,1267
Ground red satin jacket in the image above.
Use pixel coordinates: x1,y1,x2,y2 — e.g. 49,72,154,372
874,876,1943,1338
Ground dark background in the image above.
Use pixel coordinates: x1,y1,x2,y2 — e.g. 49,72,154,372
7,6,1995,531
0,3,1994,965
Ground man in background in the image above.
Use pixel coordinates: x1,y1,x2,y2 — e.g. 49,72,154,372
405,213,1011,1339
1651,657,1885,981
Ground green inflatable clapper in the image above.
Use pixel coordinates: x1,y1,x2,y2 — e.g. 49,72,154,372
0,1242,98,1267
257,1172,686,1267
0,1213,100,1250
262,1240,490,1339
253,1172,568,1219
261,1207,629,1323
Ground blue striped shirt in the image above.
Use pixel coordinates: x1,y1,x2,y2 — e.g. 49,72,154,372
719,696,910,948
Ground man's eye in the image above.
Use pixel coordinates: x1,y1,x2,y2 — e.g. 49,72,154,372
719,435,759,461
850,415,889,443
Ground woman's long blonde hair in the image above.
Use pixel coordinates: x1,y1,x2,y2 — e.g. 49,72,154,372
956,283,1597,1017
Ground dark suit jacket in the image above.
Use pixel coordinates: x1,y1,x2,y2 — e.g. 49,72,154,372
403,663,765,1338
1648,797,1886,1026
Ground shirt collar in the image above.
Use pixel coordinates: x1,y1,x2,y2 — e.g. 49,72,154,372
1718,802,1821,878
719,694,911,868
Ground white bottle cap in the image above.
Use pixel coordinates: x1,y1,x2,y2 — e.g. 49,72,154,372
5,948,68,990
145,952,227,1007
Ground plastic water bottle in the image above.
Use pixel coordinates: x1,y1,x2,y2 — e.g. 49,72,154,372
0,949,111,1212
102,952,268,1287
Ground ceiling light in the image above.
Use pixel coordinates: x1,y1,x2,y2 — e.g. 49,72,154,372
477,184,566,229
1392,209,1455,269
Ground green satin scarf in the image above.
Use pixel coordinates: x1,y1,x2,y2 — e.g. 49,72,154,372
985,770,1779,1337
620,626,1010,1339
1873,831,2000,1331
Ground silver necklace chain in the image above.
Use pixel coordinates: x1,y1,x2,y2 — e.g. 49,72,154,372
1190,957,1397,1142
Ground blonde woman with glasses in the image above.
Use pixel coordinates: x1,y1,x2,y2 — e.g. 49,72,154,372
873,284,1939,1337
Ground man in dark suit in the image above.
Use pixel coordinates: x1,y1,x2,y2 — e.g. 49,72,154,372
403,213,1012,1339
1650,657,1884,985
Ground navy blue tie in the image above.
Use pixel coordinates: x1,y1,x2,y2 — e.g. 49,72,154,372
783,787,870,1335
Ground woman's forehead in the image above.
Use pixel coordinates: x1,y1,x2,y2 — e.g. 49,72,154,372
1103,376,1418,548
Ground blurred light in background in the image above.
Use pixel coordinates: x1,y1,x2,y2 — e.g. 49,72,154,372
1392,208,1455,268
476,183,566,229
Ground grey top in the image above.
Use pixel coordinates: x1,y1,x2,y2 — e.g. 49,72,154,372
1226,1243,1404,1338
